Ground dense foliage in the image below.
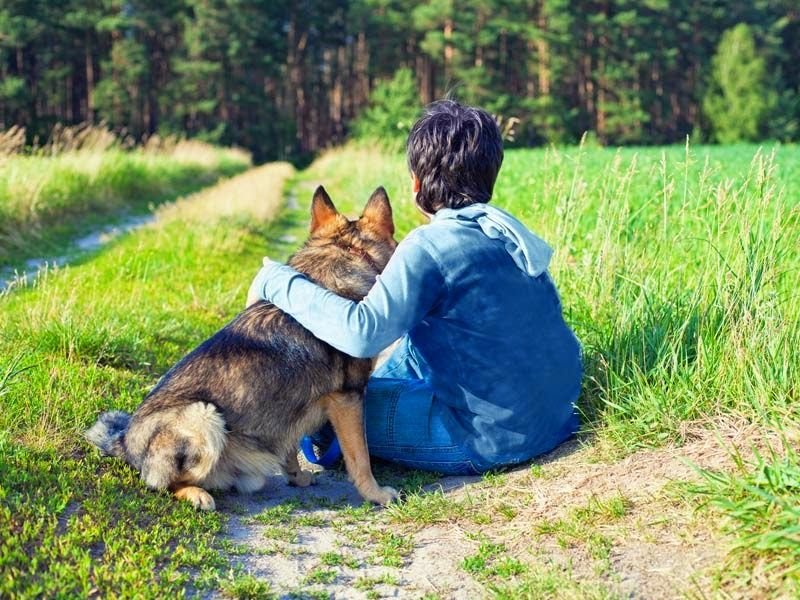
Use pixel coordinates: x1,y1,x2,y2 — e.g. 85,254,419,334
1,1,798,159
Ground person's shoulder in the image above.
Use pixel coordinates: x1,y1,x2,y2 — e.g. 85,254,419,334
397,223,445,249
392,225,453,273
409,216,477,241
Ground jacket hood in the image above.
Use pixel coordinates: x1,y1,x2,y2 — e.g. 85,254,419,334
432,203,552,276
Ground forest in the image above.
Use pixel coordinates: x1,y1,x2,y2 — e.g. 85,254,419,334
1,1,799,161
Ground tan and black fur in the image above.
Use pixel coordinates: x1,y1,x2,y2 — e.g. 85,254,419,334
86,186,399,510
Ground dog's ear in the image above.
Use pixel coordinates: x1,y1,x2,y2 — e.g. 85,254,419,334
361,186,394,237
310,186,338,233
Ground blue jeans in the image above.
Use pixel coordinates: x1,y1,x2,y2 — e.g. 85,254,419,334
363,377,480,476
312,337,481,475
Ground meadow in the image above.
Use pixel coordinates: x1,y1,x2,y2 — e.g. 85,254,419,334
0,125,251,268
0,142,797,598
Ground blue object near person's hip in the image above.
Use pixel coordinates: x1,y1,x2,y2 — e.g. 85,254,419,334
300,435,342,468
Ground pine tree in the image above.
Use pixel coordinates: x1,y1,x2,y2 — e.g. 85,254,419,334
352,67,421,146
703,24,777,143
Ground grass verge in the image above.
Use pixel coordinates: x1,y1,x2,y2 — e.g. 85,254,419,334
689,442,800,595
0,140,251,268
0,162,293,597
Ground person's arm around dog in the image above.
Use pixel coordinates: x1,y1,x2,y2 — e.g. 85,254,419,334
248,227,442,358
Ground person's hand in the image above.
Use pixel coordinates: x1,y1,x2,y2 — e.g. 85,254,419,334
245,256,281,308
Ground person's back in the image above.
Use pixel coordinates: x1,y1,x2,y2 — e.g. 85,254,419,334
250,99,582,474
372,201,581,471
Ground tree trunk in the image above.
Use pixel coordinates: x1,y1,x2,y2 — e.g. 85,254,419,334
355,30,369,107
444,18,454,83
536,1,550,96
85,35,95,122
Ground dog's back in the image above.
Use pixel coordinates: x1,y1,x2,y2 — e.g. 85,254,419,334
86,186,398,510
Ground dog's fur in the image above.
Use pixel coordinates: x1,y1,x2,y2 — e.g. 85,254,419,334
86,186,399,510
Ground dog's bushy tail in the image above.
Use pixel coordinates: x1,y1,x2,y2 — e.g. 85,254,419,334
85,410,130,458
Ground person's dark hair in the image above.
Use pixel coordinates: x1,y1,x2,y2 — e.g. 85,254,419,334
406,100,504,214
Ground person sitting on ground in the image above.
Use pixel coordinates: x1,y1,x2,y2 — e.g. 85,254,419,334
248,99,582,475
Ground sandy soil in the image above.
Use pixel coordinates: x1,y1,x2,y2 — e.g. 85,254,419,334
210,419,787,599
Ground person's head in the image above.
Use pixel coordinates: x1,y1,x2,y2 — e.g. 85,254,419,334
406,100,504,215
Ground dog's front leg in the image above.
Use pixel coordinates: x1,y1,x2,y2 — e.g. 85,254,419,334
323,391,398,505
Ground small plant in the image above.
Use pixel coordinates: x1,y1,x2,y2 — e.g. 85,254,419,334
286,589,330,600
303,567,337,585
372,530,414,567
251,500,301,526
461,542,506,575
295,513,327,527
462,540,528,583
318,551,360,569
353,572,399,592
219,573,276,600
481,470,508,487
386,489,465,525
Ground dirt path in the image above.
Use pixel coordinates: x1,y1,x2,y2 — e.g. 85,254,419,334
0,163,294,293
209,419,777,599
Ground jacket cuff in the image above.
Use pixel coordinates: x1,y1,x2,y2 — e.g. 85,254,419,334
249,261,281,302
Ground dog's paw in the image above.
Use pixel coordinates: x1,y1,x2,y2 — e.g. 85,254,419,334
371,485,400,506
174,486,216,511
288,470,315,488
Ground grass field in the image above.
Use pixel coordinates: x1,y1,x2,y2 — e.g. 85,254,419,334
0,133,251,268
0,142,798,598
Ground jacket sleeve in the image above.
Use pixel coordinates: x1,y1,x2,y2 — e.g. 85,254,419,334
248,236,445,358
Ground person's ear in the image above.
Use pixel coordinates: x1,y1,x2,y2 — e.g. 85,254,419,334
411,172,421,194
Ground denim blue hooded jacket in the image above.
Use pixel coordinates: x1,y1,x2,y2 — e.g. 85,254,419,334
250,203,582,469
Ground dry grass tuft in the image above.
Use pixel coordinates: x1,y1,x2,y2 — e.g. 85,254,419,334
156,162,294,224
0,125,27,156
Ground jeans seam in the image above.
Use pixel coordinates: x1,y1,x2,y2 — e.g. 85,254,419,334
368,444,462,453
386,387,399,446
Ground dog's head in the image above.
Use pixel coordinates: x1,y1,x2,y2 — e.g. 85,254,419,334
292,185,397,300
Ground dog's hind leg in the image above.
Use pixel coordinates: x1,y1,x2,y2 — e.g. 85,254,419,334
285,450,314,487
136,402,226,510
323,391,398,505
138,430,217,510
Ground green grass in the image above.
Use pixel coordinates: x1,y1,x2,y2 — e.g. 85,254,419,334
459,537,617,599
0,143,250,268
534,494,630,563
0,163,295,597
219,572,277,599
352,572,398,592
2,141,799,597
488,563,619,600
303,567,337,585
319,551,359,568
688,445,800,595
371,530,413,567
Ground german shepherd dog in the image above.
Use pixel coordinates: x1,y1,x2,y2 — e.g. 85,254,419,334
86,186,399,510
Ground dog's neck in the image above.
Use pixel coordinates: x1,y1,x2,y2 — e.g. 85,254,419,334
327,240,382,274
